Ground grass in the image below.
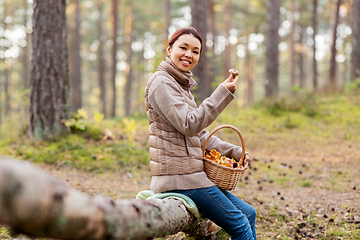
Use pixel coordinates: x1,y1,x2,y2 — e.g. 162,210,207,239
1,134,149,173
0,92,359,239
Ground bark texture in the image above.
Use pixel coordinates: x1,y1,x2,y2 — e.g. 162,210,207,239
190,0,209,102
70,0,83,112
0,158,219,240
265,0,281,99
30,0,70,139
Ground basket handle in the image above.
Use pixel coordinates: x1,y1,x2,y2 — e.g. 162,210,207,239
202,124,246,162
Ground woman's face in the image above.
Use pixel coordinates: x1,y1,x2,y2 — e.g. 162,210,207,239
166,34,201,72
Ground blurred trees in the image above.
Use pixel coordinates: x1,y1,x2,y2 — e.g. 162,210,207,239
0,0,357,137
352,0,360,81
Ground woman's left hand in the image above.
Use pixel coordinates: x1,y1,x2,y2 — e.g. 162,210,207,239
222,69,239,94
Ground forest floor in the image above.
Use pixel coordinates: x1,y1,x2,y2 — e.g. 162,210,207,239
2,130,359,240
1,92,360,239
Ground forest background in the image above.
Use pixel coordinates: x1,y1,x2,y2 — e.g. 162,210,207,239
0,0,360,239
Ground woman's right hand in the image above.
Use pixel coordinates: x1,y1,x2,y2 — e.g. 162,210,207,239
222,69,239,94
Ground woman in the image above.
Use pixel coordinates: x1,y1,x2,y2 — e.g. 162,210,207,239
144,27,256,240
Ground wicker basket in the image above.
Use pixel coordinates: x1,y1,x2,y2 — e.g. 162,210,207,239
202,124,246,191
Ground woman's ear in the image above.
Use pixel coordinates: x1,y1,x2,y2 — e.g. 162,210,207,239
166,45,172,56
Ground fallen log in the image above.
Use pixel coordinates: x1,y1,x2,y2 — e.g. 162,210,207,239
0,157,219,239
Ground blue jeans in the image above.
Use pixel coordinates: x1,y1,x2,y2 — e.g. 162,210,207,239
169,186,256,240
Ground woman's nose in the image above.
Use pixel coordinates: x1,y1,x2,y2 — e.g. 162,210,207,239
185,50,192,58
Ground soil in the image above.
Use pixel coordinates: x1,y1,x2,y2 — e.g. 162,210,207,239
38,134,360,239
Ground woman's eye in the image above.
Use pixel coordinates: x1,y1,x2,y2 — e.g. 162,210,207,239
193,51,199,54
180,47,186,50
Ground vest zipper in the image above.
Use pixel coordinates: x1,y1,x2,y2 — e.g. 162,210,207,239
183,135,190,156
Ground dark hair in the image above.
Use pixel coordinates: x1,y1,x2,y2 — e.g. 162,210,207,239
167,27,203,54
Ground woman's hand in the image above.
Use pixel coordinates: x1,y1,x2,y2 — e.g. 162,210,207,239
222,69,239,94
243,153,250,170
240,153,250,178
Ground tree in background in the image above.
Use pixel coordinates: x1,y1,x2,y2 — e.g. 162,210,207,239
2,1,12,117
124,0,133,116
223,0,232,78
297,2,307,89
289,0,296,95
329,0,341,90
30,0,70,139
351,0,360,81
265,0,281,100
190,0,209,102
110,0,119,118
22,0,30,90
164,0,171,44
69,0,82,113
97,0,107,116
207,0,216,94
311,0,318,91
0,0,357,131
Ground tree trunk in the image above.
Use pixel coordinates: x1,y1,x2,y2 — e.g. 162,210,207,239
207,0,216,93
329,0,341,90
124,0,133,116
190,0,209,103
311,0,318,91
4,57,11,116
0,158,220,240
3,1,12,117
164,0,171,44
22,0,30,90
289,0,296,95
110,0,119,118
265,0,281,100
70,0,82,113
30,0,70,139
245,34,255,106
297,7,306,89
351,0,360,81
223,0,232,78
97,0,107,116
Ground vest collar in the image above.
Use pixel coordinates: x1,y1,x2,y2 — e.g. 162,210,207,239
158,57,198,89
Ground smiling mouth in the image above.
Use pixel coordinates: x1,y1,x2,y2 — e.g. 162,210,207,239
180,59,191,65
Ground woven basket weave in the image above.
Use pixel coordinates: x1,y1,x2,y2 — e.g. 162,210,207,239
202,124,246,191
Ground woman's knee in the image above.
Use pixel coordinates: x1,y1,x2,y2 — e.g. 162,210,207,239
248,205,257,221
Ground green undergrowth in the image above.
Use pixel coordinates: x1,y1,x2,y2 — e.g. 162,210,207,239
214,93,360,143
0,115,150,173
0,93,359,240
0,134,149,173
0,93,359,173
